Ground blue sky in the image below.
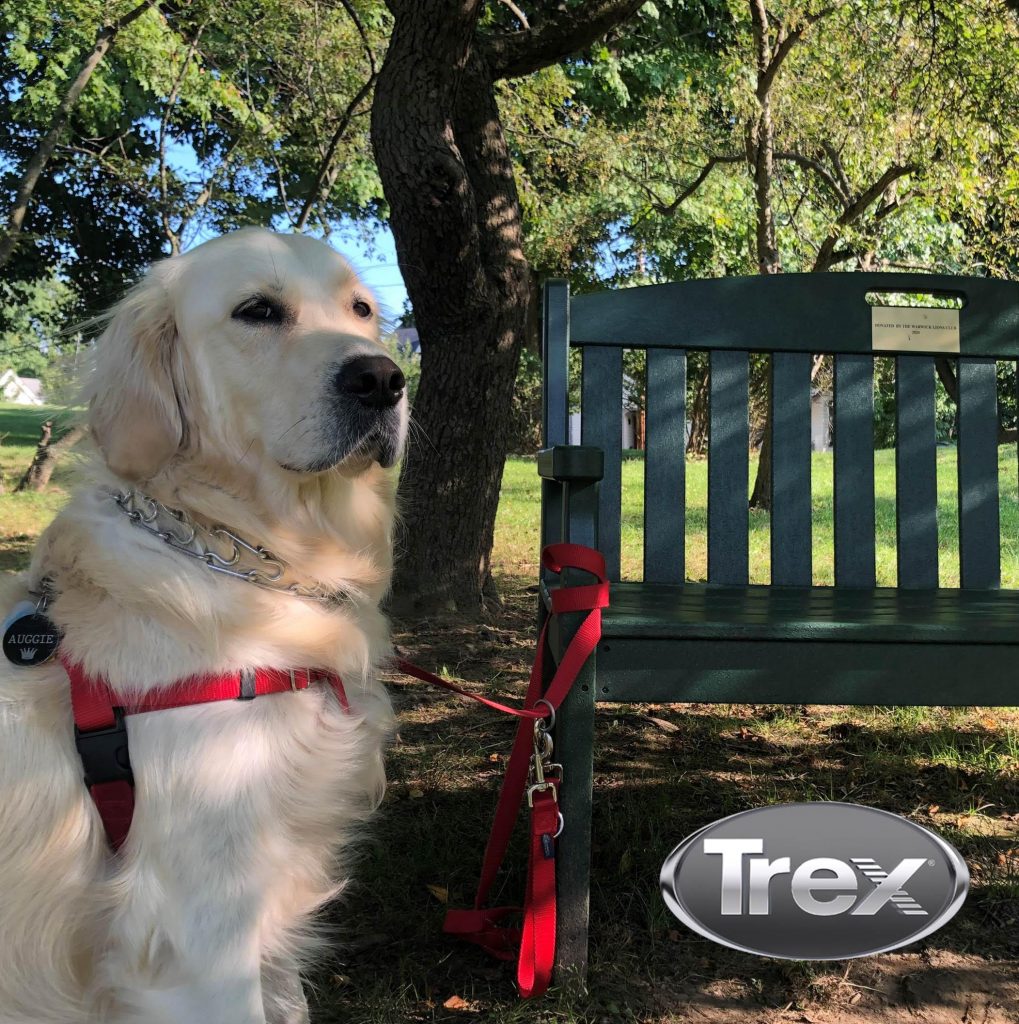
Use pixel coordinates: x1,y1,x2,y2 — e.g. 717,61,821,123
331,222,410,323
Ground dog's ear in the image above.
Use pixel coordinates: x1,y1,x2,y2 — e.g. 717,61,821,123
87,264,194,482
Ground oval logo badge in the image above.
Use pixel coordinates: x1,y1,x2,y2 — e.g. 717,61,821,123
660,802,969,960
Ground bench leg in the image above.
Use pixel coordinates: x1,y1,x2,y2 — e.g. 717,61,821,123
552,651,596,993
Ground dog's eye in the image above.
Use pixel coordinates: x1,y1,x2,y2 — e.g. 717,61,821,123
352,298,373,319
232,297,287,325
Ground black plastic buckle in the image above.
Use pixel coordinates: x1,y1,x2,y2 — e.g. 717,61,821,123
74,708,134,787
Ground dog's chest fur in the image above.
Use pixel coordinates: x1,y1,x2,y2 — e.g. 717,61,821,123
0,487,395,1024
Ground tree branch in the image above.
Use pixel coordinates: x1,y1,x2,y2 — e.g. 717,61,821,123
497,0,529,29
774,150,850,205
757,6,836,99
840,162,917,226
295,71,376,230
483,0,644,80
812,162,918,271
0,0,161,270
628,154,744,216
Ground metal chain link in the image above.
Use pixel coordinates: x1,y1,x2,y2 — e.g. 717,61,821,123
111,489,352,609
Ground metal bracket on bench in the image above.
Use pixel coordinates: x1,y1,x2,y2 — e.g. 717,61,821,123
537,446,604,483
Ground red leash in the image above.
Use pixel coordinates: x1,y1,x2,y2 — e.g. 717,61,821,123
397,542,608,998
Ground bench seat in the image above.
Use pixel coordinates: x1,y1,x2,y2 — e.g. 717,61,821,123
546,582,1019,706
601,582,1019,644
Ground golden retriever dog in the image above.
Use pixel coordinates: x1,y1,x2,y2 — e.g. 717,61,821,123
0,228,408,1023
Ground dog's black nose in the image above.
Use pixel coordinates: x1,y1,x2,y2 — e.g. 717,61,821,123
336,355,405,409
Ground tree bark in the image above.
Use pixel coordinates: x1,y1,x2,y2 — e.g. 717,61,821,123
371,3,527,614
747,0,782,512
372,0,641,615
16,422,85,492
0,0,159,271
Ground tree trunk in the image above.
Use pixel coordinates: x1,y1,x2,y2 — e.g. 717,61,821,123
16,422,85,492
0,0,158,271
371,0,643,614
371,2,529,615
747,0,781,511
687,365,709,454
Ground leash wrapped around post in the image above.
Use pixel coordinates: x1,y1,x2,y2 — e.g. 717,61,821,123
397,542,608,998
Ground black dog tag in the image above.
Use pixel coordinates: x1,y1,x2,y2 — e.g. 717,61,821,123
2,602,60,667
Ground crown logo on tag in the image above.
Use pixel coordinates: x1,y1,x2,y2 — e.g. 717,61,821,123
19,648,37,660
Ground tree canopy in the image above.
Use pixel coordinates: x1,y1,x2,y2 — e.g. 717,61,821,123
3,0,1018,608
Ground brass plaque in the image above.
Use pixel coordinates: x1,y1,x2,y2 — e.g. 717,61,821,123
871,306,960,353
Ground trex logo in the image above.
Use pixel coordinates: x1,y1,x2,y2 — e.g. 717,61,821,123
661,802,969,960
703,839,928,917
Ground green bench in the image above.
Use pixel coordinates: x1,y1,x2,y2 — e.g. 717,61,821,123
537,272,1019,981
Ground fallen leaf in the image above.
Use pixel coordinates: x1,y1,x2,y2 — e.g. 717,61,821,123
648,717,680,734
488,753,501,762
408,787,425,799
849,991,862,1005
443,995,480,1011
927,804,940,815
427,883,448,903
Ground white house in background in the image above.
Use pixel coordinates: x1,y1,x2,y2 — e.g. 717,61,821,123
391,326,420,356
567,386,834,452
0,369,44,406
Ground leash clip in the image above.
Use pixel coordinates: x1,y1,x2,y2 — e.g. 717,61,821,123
526,716,559,807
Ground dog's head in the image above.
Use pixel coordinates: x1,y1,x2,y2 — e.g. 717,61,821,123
86,228,409,483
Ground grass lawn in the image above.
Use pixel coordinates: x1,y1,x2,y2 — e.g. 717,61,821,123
3,401,1019,1021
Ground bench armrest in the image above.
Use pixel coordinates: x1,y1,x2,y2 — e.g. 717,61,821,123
537,445,604,483
539,446,602,574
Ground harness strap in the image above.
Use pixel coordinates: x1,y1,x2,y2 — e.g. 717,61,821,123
400,541,608,998
61,656,349,850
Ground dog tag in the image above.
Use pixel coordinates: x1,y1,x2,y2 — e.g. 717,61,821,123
2,602,60,667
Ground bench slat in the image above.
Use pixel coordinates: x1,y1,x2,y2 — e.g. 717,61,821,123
708,350,749,584
895,356,939,588
771,352,812,585
958,358,1000,589
644,348,686,582
541,281,570,559
582,346,623,579
542,279,570,446
834,354,876,588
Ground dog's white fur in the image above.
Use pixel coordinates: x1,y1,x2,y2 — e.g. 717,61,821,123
0,229,408,1023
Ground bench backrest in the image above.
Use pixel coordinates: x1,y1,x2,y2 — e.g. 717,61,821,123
542,273,1019,590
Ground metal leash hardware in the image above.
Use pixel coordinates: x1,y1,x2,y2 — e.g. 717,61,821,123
527,699,564,838
111,489,352,608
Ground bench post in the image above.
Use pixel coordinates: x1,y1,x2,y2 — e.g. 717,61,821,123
537,447,602,991
541,280,604,990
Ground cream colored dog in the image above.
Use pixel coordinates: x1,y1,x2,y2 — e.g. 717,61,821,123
0,229,408,1023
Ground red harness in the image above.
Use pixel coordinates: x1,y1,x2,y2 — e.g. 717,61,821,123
61,657,349,851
